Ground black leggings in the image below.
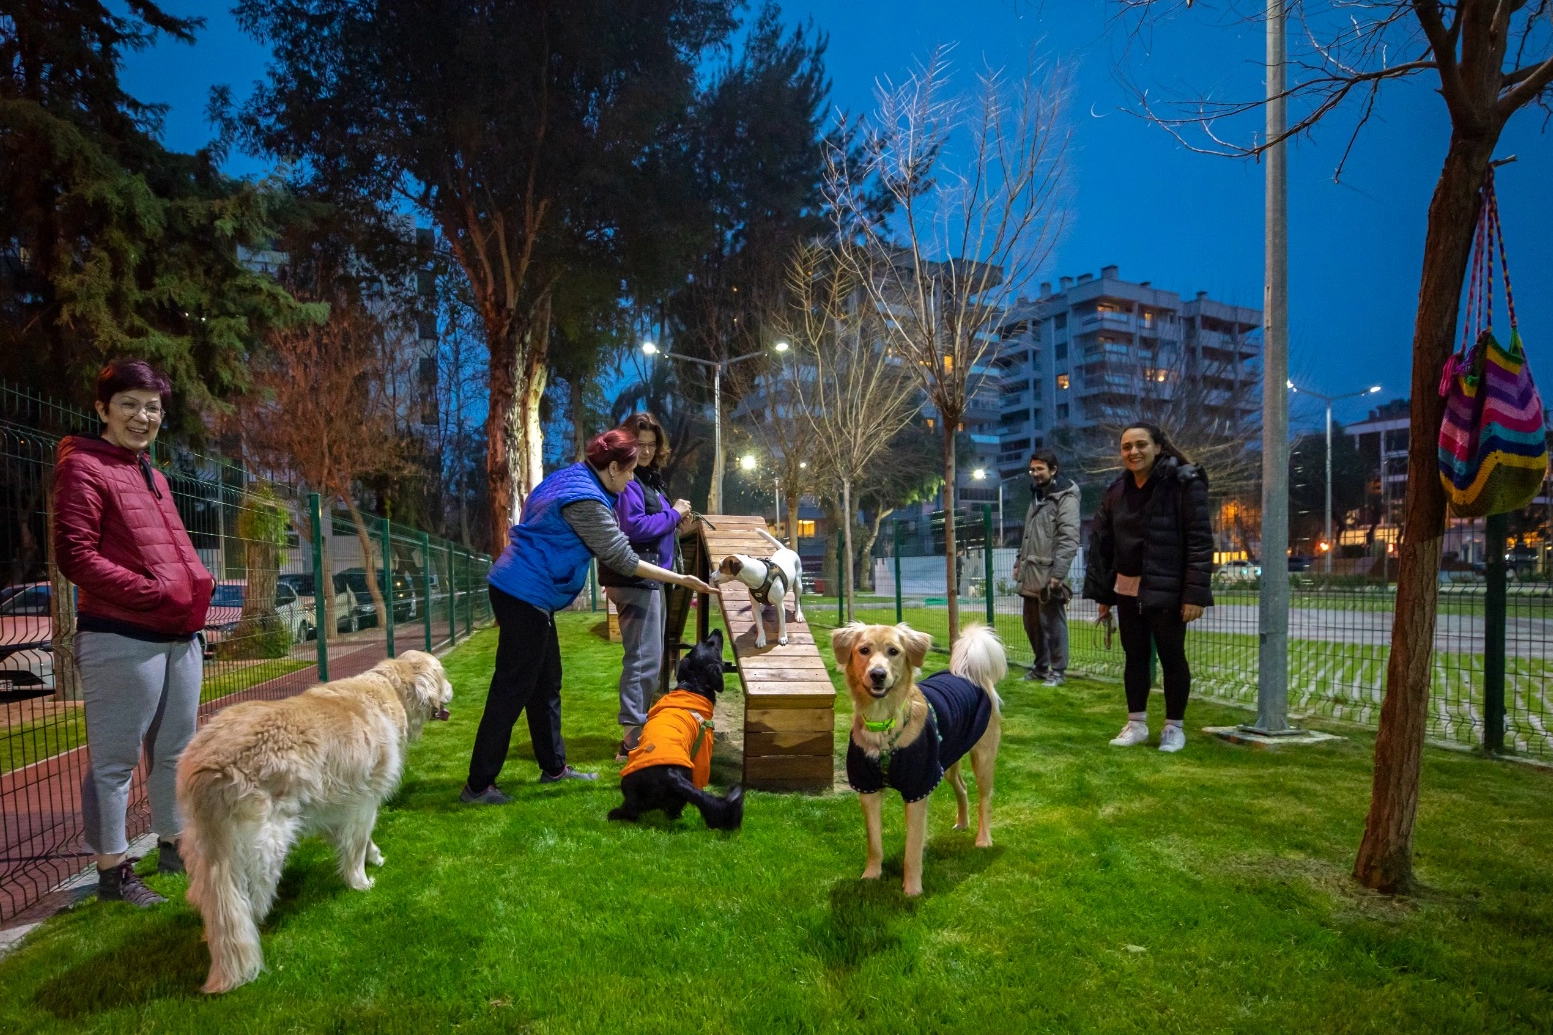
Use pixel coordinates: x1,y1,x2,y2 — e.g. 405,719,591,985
467,586,566,790
1115,597,1191,721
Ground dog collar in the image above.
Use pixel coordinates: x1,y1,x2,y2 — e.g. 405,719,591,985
863,716,895,733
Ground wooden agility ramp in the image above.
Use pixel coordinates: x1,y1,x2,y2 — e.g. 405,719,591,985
663,515,835,791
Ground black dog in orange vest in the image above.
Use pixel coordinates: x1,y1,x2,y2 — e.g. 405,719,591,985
609,629,744,829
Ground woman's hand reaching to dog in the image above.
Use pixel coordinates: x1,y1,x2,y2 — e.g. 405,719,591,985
634,557,716,596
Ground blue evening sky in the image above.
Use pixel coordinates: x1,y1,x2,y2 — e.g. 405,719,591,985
121,1,1551,431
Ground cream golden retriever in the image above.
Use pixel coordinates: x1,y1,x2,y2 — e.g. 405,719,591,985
832,623,1005,897
176,650,453,993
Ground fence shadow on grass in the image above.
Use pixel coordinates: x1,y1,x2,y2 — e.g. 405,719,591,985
33,909,206,1018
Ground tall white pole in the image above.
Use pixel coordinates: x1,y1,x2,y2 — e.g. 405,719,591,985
711,363,724,514
1251,0,1293,734
1324,400,1334,575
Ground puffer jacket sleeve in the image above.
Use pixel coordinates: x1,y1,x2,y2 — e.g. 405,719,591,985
1082,486,1117,603
1181,475,1215,607
52,455,161,609
1052,489,1081,581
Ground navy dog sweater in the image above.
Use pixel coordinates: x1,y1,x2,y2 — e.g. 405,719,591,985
847,672,992,802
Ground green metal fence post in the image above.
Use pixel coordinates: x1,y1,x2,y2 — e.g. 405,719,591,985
382,516,396,658
893,520,904,624
1484,512,1508,753
464,550,474,637
983,504,995,627
421,531,434,653
446,539,457,646
309,493,329,682
590,558,598,612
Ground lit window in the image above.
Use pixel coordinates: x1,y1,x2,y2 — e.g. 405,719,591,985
1056,374,1070,391
797,520,816,537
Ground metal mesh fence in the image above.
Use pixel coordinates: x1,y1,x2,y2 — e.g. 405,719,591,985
804,503,1553,765
1,386,493,924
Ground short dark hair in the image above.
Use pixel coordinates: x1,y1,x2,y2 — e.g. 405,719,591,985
1029,449,1059,471
95,358,172,409
585,428,639,471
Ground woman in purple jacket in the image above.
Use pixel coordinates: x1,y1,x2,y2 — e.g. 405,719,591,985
599,413,692,760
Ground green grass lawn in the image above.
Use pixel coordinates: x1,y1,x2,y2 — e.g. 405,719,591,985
2,612,1551,1033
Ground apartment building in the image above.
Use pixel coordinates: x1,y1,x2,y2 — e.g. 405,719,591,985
992,266,1262,487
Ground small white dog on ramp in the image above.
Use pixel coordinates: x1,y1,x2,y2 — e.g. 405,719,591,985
176,650,453,994
711,528,806,647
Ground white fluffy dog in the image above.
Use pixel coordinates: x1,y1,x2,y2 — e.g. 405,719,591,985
176,650,453,993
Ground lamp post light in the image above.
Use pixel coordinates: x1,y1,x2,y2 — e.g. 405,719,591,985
971,468,1003,548
642,341,778,511
1289,381,1382,575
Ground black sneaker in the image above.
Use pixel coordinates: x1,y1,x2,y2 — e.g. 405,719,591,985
539,765,598,784
156,840,185,875
98,860,166,907
460,783,513,805
614,741,631,762
1025,668,1047,681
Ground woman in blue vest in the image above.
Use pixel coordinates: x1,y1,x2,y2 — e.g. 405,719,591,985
462,430,716,804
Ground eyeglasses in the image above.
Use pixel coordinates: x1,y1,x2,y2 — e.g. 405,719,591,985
115,400,163,421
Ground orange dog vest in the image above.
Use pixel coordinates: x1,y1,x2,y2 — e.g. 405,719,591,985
619,690,716,788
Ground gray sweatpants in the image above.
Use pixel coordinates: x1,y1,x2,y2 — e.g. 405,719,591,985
76,631,202,856
1022,595,1069,679
606,586,664,740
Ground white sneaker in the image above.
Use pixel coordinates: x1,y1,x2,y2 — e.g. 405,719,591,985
1109,720,1150,747
1159,725,1186,753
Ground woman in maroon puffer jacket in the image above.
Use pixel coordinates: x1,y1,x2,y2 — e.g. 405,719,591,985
53,359,213,907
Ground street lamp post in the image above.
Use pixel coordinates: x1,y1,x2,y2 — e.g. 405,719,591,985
971,468,1002,547
1289,381,1382,574
642,340,787,512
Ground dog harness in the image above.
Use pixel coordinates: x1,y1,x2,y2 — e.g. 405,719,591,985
847,672,992,803
750,561,787,607
619,689,716,788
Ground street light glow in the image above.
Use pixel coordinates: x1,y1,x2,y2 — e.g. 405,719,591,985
972,468,987,480
774,340,790,353
799,461,807,469
641,341,658,355
739,454,757,471
1369,385,1382,393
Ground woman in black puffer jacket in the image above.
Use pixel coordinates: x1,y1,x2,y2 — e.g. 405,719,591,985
1083,422,1214,753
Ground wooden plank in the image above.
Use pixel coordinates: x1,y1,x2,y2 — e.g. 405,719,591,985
741,678,835,696
746,730,833,755
744,688,836,709
744,753,833,782
745,707,836,733
606,598,622,643
745,776,834,793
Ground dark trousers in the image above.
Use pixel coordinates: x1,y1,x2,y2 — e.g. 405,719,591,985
1021,594,1069,677
467,586,566,790
1115,597,1191,721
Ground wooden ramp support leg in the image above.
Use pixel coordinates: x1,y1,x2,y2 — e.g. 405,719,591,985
667,515,835,792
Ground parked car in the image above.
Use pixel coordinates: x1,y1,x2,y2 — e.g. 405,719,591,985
1287,555,1312,572
1215,560,1261,585
337,567,419,624
276,572,365,634
203,580,314,653
0,582,53,695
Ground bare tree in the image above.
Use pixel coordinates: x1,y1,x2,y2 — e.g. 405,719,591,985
728,339,825,550
245,301,410,636
1117,0,1553,892
828,48,1069,642
779,243,921,619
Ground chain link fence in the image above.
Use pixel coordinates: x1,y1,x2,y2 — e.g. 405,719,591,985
1,385,493,924
804,502,1553,764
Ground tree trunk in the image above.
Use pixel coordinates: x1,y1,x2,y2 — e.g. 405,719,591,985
515,295,551,505
485,319,519,551
1354,132,1496,893
346,497,391,632
787,490,801,551
942,423,960,644
842,476,855,623
857,506,894,593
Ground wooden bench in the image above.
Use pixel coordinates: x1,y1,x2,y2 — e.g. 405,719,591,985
662,515,835,792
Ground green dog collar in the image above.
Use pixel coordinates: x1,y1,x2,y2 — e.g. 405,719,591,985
862,716,895,733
